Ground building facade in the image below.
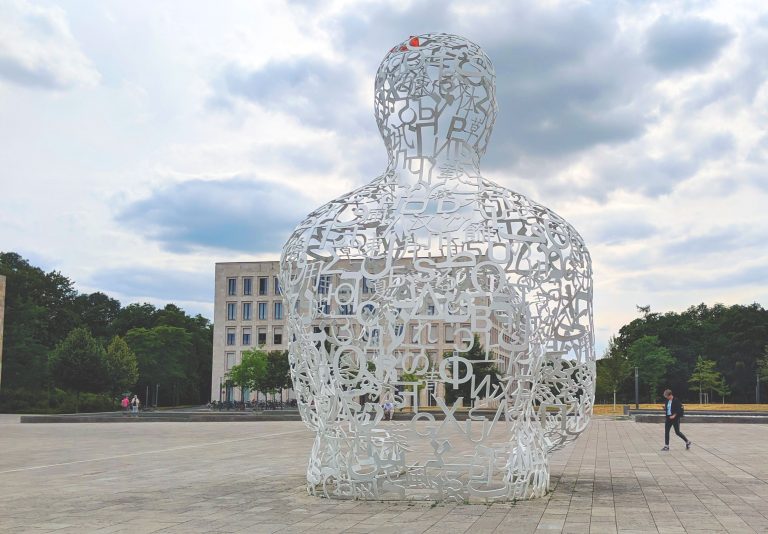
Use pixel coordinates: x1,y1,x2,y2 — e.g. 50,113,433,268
0,274,5,391
211,261,286,402
211,261,504,407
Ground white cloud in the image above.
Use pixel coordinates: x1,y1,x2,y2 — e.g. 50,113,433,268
1,0,767,354
0,0,99,89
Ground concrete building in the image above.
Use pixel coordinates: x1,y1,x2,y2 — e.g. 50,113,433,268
0,274,5,391
211,261,286,402
211,261,507,406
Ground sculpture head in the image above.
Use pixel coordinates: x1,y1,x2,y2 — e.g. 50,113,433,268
374,33,498,161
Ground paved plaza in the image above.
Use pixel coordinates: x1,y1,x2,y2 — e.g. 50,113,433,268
1,415,767,533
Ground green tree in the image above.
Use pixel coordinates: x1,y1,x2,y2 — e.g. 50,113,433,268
688,356,722,403
265,350,292,402
715,375,731,404
758,346,768,381
48,327,108,412
104,336,139,397
111,303,158,336
626,335,674,403
73,292,121,340
615,302,768,403
596,336,631,408
227,349,268,400
0,253,213,407
124,326,191,406
0,252,79,391
399,371,426,400
444,335,500,406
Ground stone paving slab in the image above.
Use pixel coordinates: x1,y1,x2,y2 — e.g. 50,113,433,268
0,414,767,533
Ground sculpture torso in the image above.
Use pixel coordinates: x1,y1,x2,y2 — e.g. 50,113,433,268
280,33,594,502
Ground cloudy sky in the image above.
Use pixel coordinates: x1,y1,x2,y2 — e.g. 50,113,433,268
1,0,767,354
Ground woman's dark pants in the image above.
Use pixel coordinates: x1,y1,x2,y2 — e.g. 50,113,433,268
665,417,688,445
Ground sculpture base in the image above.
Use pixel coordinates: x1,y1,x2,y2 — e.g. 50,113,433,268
305,421,551,502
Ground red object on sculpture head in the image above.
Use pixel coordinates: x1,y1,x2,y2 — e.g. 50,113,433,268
396,36,420,52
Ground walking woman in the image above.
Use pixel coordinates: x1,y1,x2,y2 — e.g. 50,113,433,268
661,389,692,451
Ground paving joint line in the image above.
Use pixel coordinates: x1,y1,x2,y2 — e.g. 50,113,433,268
0,429,305,474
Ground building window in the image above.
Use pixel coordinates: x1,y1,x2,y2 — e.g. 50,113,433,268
226,351,236,370
427,305,435,315
258,277,268,296
257,328,267,345
242,327,251,346
394,324,404,336
362,277,374,293
226,302,236,321
227,277,237,296
258,302,267,320
242,302,252,321
274,301,283,320
445,324,454,343
317,300,330,315
243,277,252,295
371,328,380,345
339,304,354,316
274,276,281,295
226,327,236,346
317,275,331,294
273,326,283,345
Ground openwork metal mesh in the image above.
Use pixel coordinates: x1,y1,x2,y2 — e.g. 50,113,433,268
280,33,595,502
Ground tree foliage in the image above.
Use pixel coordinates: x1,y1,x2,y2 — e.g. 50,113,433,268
758,346,768,381
626,335,674,402
48,327,108,412
125,326,192,401
615,303,768,402
0,252,213,408
688,356,723,402
104,336,139,396
444,335,500,406
227,349,268,395
265,350,292,399
595,336,631,404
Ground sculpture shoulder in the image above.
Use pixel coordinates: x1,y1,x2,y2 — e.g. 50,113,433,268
282,176,388,255
482,179,590,254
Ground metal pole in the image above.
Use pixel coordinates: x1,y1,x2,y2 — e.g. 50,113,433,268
219,377,223,403
155,383,159,407
146,385,149,408
758,373,761,405
634,367,639,409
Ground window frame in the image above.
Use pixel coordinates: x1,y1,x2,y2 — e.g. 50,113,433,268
258,277,269,296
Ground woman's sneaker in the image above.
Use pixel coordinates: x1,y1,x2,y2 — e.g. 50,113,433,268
686,441,692,450
661,446,669,451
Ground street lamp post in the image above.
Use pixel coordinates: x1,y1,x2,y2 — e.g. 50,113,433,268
758,372,761,405
634,367,639,409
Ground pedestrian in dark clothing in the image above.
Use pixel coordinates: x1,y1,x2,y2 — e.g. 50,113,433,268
661,389,692,451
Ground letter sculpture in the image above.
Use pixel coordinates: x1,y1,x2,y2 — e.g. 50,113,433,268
280,33,595,502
